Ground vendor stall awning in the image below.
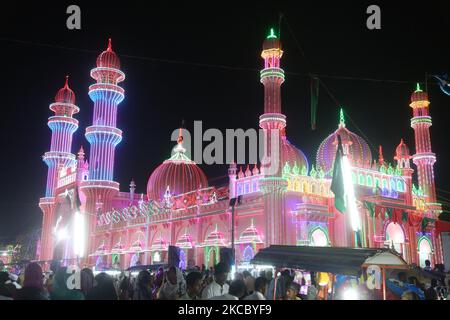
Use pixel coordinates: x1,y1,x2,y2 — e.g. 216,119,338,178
251,245,408,276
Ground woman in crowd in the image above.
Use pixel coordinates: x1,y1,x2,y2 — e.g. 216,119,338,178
14,262,49,300
133,270,153,300
86,272,118,300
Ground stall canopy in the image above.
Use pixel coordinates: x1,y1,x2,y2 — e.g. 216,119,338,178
251,245,408,276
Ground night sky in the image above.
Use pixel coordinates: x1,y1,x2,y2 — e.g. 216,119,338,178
0,1,449,242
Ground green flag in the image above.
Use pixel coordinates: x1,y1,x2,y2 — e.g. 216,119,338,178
331,134,346,213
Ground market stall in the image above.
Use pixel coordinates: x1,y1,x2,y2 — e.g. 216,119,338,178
251,245,409,300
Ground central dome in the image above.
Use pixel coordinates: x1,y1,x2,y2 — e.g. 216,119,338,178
146,137,208,201
316,109,372,175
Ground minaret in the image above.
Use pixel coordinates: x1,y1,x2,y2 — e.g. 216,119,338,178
258,28,288,246
409,83,436,203
80,39,125,259
39,76,79,263
394,139,414,206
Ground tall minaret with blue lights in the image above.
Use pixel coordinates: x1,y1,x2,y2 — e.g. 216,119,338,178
80,39,125,259
39,76,79,263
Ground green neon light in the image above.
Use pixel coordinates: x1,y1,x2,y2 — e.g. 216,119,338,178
339,108,345,126
415,83,422,93
260,69,285,79
267,28,277,39
411,117,432,125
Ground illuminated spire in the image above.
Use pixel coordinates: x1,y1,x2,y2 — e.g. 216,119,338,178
339,108,346,127
267,28,277,39
378,145,385,164
64,75,69,88
107,38,112,52
77,146,85,160
415,82,422,93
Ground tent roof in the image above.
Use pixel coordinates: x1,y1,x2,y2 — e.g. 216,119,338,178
251,245,408,276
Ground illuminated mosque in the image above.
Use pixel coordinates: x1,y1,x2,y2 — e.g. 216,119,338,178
37,30,445,270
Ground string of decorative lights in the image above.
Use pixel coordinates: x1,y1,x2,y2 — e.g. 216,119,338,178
0,36,430,85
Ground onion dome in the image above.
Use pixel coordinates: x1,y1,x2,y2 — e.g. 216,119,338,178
55,76,76,104
151,233,168,251
147,132,208,201
236,219,262,244
263,28,282,50
96,38,121,70
175,229,193,249
316,109,372,175
281,129,309,173
410,83,429,105
202,224,227,247
394,139,410,160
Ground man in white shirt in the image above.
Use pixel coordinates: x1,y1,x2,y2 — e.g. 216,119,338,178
201,262,230,300
244,277,267,300
211,279,246,300
178,271,203,300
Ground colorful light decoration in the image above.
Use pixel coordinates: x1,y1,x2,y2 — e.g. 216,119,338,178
72,211,85,257
85,38,125,182
342,154,361,232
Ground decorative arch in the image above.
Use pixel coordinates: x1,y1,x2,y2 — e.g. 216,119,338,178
417,236,433,268
308,226,330,247
397,180,404,192
242,245,255,262
385,222,406,255
367,175,373,187
358,173,365,185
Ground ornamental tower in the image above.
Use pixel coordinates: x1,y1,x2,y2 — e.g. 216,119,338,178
258,28,288,246
409,83,436,203
80,39,125,258
39,76,79,262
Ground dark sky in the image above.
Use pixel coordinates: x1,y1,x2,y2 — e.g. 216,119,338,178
0,1,449,242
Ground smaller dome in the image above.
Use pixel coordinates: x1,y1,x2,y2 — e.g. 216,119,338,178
395,139,410,160
203,224,227,247
410,83,429,103
96,38,121,69
55,76,75,104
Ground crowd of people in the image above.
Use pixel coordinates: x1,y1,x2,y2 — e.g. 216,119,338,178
1,260,449,300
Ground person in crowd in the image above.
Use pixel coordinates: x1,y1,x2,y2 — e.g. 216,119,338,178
0,272,13,300
158,266,186,300
243,270,255,296
424,260,432,271
201,262,230,299
80,268,94,298
234,272,244,281
119,275,131,300
152,267,164,299
211,279,246,300
267,269,290,300
307,272,318,300
285,281,301,300
86,272,118,300
133,270,153,300
50,267,85,300
14,262,49,300
179,271,203,300
45,273,54,296
424,279,438,300
244,277,267,300
402,290,420,300
265,269,273,283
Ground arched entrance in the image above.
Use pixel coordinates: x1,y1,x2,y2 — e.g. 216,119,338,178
206,247,218,268
309,227,329,247
418,237,433,268
385,222,405,256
